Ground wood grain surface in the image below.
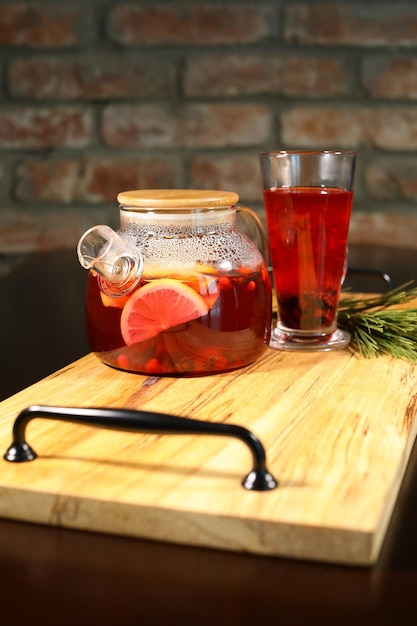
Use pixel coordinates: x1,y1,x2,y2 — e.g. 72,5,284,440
0,340,416,566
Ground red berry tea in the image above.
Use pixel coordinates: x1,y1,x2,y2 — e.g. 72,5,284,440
85,265,272,376
264,186,353,334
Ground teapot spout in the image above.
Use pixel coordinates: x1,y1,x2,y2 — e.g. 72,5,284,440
77,225,143,296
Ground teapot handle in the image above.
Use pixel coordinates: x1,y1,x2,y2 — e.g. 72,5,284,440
236,205,269,266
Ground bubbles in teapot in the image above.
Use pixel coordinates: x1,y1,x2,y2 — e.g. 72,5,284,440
119,219,263,272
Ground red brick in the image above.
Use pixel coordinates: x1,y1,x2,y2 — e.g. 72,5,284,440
365,157,417,200
363,56,417,99
0,3,80,48
364,108,417,150
188,155,263,203
349,212,417,249
101,103,272,148
281,105,417,150
184,53,282,97
281,106,362,148
9,55,177,100
282,56,353,97
0,208,114,254
15,158,182,204
284,3,417,47
184,53,352,98
0,107,92,149
108,4,273,46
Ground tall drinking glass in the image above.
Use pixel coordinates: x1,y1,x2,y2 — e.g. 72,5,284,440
259,150,357,351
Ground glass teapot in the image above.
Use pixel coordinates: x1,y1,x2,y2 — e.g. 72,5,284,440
77,189,272,376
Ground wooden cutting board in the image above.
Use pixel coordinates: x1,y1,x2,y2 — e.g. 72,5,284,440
0,338,417,566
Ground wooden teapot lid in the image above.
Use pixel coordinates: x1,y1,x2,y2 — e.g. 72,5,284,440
117,189,239,209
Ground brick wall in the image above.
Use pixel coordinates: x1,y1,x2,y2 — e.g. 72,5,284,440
2,0,417,274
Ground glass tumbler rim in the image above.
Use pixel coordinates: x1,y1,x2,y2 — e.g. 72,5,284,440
259,149,358,157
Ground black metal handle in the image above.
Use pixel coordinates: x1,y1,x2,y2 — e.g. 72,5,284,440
346,267,393,291
3,405,278,492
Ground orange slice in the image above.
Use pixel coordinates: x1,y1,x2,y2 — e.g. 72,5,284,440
173,273,219,309
142,269,219,310
100,292,131,309
120,278,209,345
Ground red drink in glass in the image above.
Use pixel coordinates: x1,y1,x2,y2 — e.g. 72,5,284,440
259,150,356,351
264,186,353,333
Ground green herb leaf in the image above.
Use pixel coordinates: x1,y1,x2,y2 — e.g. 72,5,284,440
338,282,417,362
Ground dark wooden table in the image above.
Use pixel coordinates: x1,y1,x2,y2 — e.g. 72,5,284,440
1,246,417,625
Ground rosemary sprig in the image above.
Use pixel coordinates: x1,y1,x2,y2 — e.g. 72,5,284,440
338,282,417,361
